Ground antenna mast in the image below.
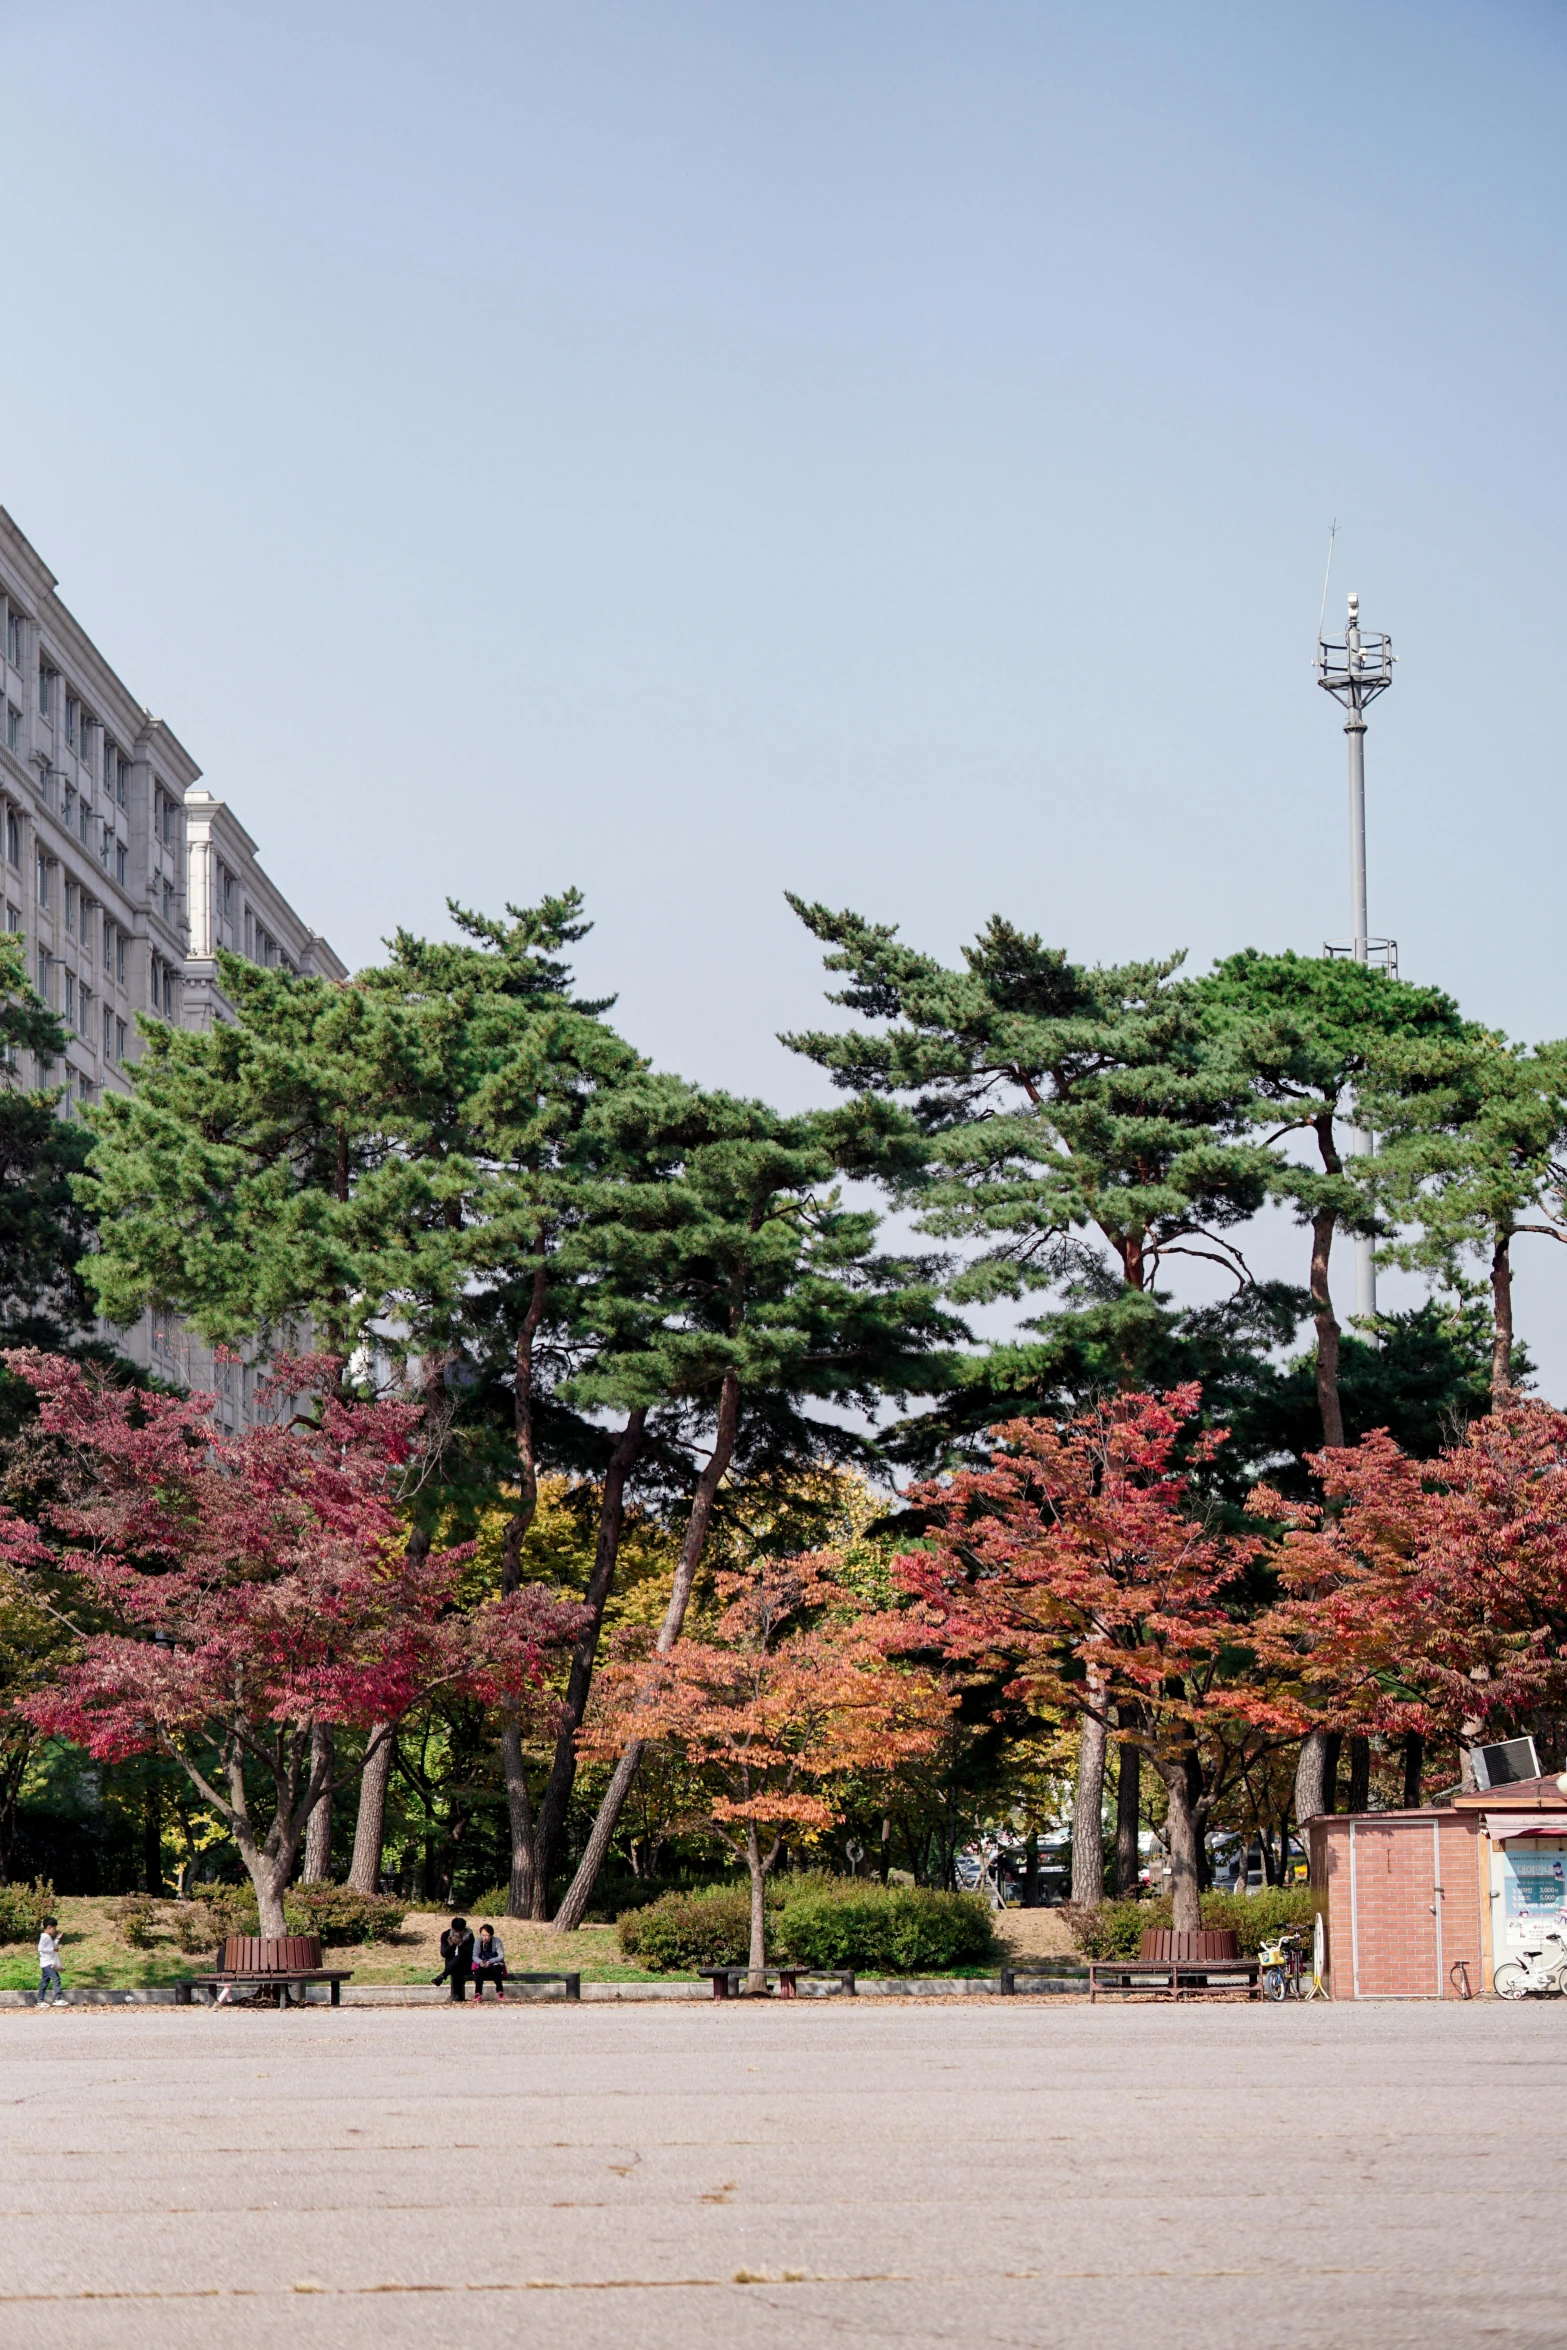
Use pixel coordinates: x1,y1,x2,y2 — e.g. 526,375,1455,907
1318,590,1395,1321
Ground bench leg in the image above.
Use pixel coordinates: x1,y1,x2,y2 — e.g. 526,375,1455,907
778,1975,797,1999
330,1978,341,2007
175,1982,191,2007
565,1975,580,2001
711,1974,728,2000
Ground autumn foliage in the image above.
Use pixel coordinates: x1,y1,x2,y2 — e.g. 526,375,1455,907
897,1386,1270,1930
0,1353,584,1933
1255,1399,1567,1749
583,1551,948,1976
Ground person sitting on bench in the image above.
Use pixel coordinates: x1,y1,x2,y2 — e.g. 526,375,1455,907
471,1922,507,2001
433,1917,475,2002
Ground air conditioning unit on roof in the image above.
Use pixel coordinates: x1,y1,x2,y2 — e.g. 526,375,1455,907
1468,1737,1541,1791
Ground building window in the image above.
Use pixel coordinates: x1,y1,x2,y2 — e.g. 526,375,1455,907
100,822,112,869
63,972,75,1029
116,932,126,984
102,1005,113,1056
35,853,47,911
63,785,75,830
115,757,127,807
79,710,93,760
5,705,17,752
79,980,91,1030
35,948,47,1003
103,919,113,973
163,967,175,1017
115,1017,126,1062
5,904,17,932
5,611,21,668
221,866,235,918
103,739,114,789
4,811,16,868
37,664,50,719
64,880,76,935
163,879,174,923
65,696,77,749
115,843,126,885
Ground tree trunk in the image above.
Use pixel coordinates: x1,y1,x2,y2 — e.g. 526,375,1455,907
526,1410,648,1916
1114,1739,1141,1897
880,1814,892,1886
143,1781,165,1895
502,1722,537,1918
1293,1728,1337,1824
554,1370,743,1931
1071,1689,1107,1908
1346,1733,1371,1815
1491,1229,1515,1407
302,1722,335,1882
1308,1170,1345,1449
347,1724,396,1893
1402,1730,1425,1809
1161,1755,1203,1934
500,1266,550,1920
747,1822,768,1992
250,1856,290,1940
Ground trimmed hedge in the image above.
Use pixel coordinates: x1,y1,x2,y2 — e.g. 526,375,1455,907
777,1885,996,1974
619,1884,757,1970
618,1877,997,1974
1066,1889,1315,1961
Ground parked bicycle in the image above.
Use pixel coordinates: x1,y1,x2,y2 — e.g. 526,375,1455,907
1493,1926,1567,2000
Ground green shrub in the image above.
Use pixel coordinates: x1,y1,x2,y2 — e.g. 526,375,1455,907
618,1883,757,1970
1066,1889,1315,1962
0,1879,54,1943
112,1894,161,1949
283,1886,408,1945
776,1884,996,1974
465,1888,513,1924
191,1886,259,1938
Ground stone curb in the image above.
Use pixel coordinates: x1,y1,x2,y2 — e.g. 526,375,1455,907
0,1972,1089,2008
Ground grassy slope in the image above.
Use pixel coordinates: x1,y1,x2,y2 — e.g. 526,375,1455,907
0,1896,1083,1991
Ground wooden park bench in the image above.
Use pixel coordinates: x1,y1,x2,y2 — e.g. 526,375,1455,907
697,1965,856,2000
175,1933,354,2009
1088,1927,1260,2004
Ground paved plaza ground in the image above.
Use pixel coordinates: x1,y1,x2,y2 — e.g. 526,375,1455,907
0,1998,1561,2349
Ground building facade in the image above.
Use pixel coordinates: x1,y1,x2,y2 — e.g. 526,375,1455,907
0,508,344,1409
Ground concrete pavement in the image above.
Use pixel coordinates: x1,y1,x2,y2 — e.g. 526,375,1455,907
0,1998,1560,2348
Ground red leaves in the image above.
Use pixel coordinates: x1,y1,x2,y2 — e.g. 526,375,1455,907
1261,1400,1567,1740
2,1352,585,1762
896,1386,1264,1769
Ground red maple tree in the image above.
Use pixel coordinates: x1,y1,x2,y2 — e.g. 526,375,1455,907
896,1386,1269,1930
582,1551,948,1981
0,1353,584,1934
1255,1400,1567,1762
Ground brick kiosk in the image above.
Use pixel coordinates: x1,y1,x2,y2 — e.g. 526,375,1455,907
1309,1775,1567,1999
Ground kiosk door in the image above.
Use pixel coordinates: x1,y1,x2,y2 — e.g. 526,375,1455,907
1348,1820,1443,1997
1490,1837,1567,1963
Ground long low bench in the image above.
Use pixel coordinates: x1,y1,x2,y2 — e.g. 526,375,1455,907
697,1966,856,2000
504,1971,581,2000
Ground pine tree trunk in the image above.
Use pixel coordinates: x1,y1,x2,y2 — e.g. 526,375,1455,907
500,1266,549,1921
1346,1733,1371,1815
1309,1174,1345,1449
302,1722,334,1882
347,1725,396,1894
554,1371,742,1931
1491,1230,1515,1407
526,1410,647,1917
502,1722,537,1918
1161,1756,1203,1934
1402,1730,1425,1808
143,1782,164,1895
1071,1693,1107,1908
1114,1740,1141,1897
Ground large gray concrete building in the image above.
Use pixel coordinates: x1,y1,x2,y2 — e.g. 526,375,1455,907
0,508,345,1406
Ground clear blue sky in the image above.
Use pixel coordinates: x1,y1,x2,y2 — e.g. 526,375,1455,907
5,2,1566,1367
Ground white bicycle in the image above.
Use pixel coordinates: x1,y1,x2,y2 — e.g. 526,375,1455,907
1493,1926,1567,2000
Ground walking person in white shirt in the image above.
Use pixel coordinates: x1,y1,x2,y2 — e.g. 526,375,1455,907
36,1918,63,2007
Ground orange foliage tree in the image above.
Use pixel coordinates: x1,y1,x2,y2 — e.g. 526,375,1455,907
896,1386,1272,1931
581,1552,948,1982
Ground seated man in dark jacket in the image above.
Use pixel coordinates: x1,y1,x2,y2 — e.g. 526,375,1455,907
433,1917,475,2001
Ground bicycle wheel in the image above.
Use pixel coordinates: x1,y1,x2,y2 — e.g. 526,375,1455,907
1493,1961,1532,2001
1262,1966,1286,2003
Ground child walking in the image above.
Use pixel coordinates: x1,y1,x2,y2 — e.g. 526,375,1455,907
36,1917,63,2007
